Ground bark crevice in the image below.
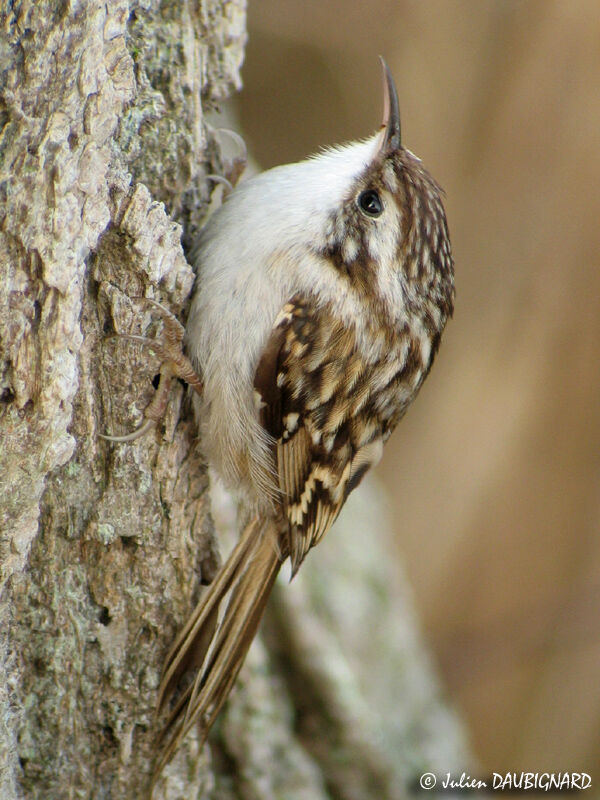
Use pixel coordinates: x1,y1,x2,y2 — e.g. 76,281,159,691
0,3,473,798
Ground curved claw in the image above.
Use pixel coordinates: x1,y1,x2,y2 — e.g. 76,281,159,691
133,296,177,319
105,333,164,352
214,127,247,187
216,127,247,164
99,418,155,443
205,173,234,194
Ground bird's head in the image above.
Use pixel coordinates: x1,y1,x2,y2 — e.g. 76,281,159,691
316,58,455,331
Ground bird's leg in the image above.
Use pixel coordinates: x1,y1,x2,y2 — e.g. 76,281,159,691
100,298,202,443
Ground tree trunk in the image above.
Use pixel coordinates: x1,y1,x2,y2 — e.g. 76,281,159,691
0,2,473,798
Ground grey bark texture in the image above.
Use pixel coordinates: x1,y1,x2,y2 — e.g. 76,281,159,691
0,2,473,798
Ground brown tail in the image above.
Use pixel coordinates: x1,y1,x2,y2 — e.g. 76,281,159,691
154,516,282,778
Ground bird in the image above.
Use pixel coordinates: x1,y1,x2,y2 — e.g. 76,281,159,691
146,57,455,776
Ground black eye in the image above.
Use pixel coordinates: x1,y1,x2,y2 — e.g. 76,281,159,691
357,189,383,217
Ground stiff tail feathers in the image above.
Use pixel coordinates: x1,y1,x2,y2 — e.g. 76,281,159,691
153,517,282,779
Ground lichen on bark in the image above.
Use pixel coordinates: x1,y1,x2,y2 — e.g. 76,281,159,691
0,1,244,796
0,2,474,798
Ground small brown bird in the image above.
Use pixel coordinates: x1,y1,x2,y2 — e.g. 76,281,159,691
145,58,455,775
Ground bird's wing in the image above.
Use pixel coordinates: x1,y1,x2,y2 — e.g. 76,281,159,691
254,294,383,574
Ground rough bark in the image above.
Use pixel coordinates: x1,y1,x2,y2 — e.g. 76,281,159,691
0,2,473,798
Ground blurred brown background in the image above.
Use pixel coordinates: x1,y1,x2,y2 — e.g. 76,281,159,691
235,0,600,781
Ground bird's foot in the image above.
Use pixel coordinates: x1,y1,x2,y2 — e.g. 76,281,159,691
100,298,202,443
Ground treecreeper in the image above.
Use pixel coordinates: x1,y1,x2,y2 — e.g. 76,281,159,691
104,58,455,780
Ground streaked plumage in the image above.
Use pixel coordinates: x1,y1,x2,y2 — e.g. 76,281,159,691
155,59,454,777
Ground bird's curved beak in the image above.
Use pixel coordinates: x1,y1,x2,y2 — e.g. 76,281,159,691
379,57,402,152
